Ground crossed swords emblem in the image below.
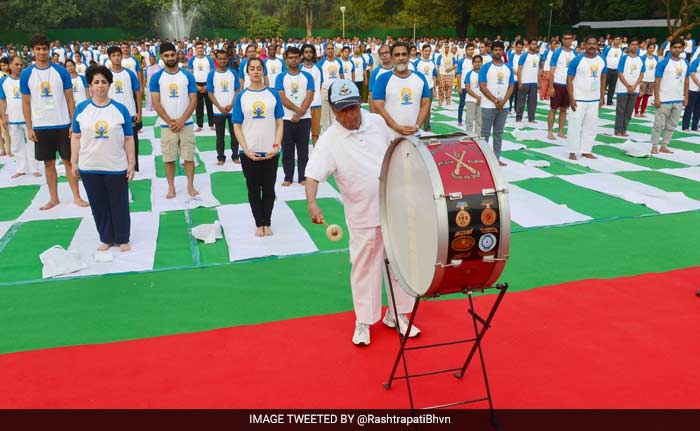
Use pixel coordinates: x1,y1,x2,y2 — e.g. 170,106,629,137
446,151,477,176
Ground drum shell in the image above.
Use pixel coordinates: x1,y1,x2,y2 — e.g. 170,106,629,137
379,133,510,298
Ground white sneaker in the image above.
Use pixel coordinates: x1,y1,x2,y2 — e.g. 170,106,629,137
383,311,421,338
352,321,370,346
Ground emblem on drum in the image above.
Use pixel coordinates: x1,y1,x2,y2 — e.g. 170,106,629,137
438,151,483,180
451,236,475,252
455,203,471,227
481,200,497,226
478,233,497,253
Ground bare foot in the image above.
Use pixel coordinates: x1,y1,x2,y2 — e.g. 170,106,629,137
263,226,273,236
255,227,265,237
166,189,176,199
299,180,306,186
281,181,292,187
651,145,659,155
188,187,199,197
528,120,537,124
75,198,89,207
498,161,507,166
682,129,690,132
119,243,131,252
32,172,42,177
195,127,203,132
547,133,556,140
614,133,625,137
582,153,597,159
217,160,224,166
97,243,112,251
209,126,216,131
569,153,578,160
234,159,241,164
660,146,674,154
557,134,566,139
458,123,464,127
11,172,26,178
622,132,629,137
7,153,13,157
40,200,59,210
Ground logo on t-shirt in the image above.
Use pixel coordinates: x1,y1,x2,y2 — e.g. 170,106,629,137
94,120,109,139
291,82,299,95
400,88,413,105
114,80,124,94
252,101,266,118
40,81,52,97
496,71,505,85
589,64,599,78
72,83,79,93
12,86,20,99
649,61,656,71
168,83,180,98
270,65,277,74
328,65,338,79
675,66,683,80
531,57,538,68
221,80,230,92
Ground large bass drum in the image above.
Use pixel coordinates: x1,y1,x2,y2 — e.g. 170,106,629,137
379,132,510,298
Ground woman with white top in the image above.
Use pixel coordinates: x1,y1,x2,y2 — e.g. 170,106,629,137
71,65,136,252
65,59,89,106
232,58,284,237
635,43,658,117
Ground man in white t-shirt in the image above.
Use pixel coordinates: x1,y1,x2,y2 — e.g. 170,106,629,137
21,34,87,210
548,32,577,139
372,42,431,139
651,38,690,154
413,44,437,131
603,36,623,105
368,44,393,112
276,46,314,186
188,41,216,132
566,35,607,160
614,38,645,136
207,50,241,164
305,79,419,346
479,41,514,165
149,42,198,198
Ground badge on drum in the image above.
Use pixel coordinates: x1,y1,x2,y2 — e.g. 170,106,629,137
455,203,471,227
481,200,497,226
451,235,475,252
478,233,497,253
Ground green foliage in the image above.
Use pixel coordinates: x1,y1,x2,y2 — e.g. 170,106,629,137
244,11,286,39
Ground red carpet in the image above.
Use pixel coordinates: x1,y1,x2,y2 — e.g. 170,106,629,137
1,267,699,408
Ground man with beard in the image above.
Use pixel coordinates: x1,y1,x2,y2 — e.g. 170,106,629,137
372,42,431,139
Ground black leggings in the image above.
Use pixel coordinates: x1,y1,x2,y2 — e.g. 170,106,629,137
240,153,279,227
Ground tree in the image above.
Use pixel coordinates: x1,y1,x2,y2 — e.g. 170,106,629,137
470,0,563,39
3,0,80,31
663,0,700,38
244,11,286,39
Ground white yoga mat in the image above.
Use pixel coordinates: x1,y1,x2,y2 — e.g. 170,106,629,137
274,169,340,202
560,173,700,214
0,165,46,188
217,202,318,262
151,173,220,212
0,221,13,241
198,150,243,173
501,159,553,183
17,181,91,222
508,183,592,227
659,167,700,181
653,149,700,166
676,135,700,145
135,155,156,180
61,212,159,278
500,140,526,151
532,146,650,173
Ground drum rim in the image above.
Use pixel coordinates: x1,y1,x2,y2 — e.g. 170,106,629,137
379,135,448,298
470,135,511,286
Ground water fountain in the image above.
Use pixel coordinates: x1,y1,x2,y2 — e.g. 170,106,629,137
158,0,198,41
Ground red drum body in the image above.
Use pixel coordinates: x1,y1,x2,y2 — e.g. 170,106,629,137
379,133,510,298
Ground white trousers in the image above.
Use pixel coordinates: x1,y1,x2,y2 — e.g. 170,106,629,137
349,226,415,324
566,101,598,155
9,124,38,174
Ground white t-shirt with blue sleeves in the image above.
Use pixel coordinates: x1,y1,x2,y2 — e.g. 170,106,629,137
518,52,540,84
464,69,482,103
264,57,286,88
71,75,89,105
122,55,141,73
615,55,646,94
232,87,284,154
478,62,515,109
317,58,344,85
301,64,322,108
275,71,315,120
550,48,577,85
413,59,437,89
642,55,659,82
655,58,690,103
689,58,700,92
567,54,607,102
109,68,141,117
72,99,134,173
369,66,393,91
0,76,24,124
206,68,241,116
188,55,215,83
351,56,367,82
372,71,431,134
19,63,73,129
603,46,623,70
149,68,197,126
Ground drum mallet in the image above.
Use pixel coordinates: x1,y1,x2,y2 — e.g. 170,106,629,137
322,220,344,242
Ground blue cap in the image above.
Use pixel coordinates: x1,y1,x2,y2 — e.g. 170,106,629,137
328,79,361,110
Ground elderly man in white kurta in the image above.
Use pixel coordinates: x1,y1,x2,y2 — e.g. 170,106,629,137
305,79,420,346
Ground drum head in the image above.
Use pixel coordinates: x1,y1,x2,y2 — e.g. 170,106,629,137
383,139,440,296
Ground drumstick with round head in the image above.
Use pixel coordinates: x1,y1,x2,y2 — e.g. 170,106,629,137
322,220,344,242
